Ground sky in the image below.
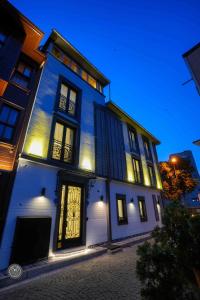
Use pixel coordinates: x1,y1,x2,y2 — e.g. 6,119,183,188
10,0,200,171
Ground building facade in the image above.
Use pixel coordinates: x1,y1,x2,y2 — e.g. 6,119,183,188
169,151,200,214
0,11,162,270
0,2,45,245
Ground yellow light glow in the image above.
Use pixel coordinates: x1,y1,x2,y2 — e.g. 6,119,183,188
82,157,92,171
126,153,134,182
171,157,177,164
28,139,43,157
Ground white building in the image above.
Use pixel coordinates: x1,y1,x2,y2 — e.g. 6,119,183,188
0,30,162,270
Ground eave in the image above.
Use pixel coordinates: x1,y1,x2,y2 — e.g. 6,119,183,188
106,101,161,145
44,30,110,87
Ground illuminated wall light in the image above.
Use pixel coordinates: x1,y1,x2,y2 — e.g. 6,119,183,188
100,195,104,201
130,198,134,204
82,157,92,171
28,139,44,157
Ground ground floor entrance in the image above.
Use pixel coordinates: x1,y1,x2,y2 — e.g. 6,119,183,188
57,183,84,250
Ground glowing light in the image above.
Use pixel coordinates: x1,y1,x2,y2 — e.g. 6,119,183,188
171,157,177,164
82,157,92,171
126,153,134,182
28,139,43,157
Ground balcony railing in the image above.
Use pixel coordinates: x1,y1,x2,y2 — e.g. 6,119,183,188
52,139,73,163
59,95,76,116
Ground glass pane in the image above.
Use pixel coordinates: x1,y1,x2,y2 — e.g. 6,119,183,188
64,127,74,163
52,46,62,59
52,123,64,160
8,109,18,125
81,70,88,81
60,84,68,97
69,90,76,103
24,66,32,77
135,160,141,182
4,126,13,140
54,123,64,141
88,75,97,88
130,130,137,151
0,105,10,122
59,95,67,111
139,201,144,218
12,73,28,88
65,186,81,239
17,62,25,73
71,62,79,73
118,199,124,219
68,90,76,115
63,55,71,67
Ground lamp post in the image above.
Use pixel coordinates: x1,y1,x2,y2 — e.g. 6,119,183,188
170,156,177,178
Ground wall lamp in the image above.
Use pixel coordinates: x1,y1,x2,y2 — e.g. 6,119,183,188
130,198,134,204
100,195,104,201
41,187,46,197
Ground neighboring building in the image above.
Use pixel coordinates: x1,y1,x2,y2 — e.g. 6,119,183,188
169,150,200,214
183,44,200,145
0,2,45,243
0,13,162,269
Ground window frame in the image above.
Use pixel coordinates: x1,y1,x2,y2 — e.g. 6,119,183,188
116,194,128,225
50,120,76,165
56,77,81,120
138,196,148,222
0,104,19,143
147,163,157,187
128,126,139,154
152,195,159,222
11,60,33,90
132,156,143,184
143,136,153,161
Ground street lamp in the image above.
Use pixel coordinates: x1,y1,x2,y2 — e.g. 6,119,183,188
170,156,177,178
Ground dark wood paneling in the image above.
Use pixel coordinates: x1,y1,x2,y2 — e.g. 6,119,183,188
95,104,126,181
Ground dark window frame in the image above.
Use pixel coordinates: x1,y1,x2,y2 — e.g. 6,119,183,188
0,104,19,143
50,120,76,165
128,126,140,154
143,136,153,162
138,196,148,222
116,194,128,225
152,195,159,221
132,156,143,184
11,60,33,90
147,163,157,187
56,77,82,121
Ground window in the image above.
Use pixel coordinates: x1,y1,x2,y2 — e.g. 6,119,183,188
51,122,75,163
0,32,6,48
12,61,32,89
88,75,97,89
148,164,156,187
116,194,128,225
143,138,152,161
129,128,139,153
59,83,77,116
152,195,159,221
138,196,147,222
132,158,143,184
0,104,19,142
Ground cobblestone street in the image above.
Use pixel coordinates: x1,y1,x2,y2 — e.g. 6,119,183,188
0,243,142,300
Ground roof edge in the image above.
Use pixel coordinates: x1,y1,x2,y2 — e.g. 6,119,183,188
106,101,161,145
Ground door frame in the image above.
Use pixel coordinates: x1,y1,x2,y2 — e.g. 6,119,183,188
53,176,87,252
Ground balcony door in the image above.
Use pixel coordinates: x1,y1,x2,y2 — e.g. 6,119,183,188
57,183,83,249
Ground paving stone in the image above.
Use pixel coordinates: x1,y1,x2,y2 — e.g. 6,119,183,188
0,244,142,300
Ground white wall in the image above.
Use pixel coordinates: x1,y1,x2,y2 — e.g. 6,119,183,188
110,180,162,240
0,159,58,270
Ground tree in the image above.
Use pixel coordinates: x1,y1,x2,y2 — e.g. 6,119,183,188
159,158,197,201
136,202,200,300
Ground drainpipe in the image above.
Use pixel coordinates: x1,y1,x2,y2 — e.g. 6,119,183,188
106,178,112,245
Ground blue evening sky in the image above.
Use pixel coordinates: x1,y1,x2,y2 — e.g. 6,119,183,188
10,0,200,171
